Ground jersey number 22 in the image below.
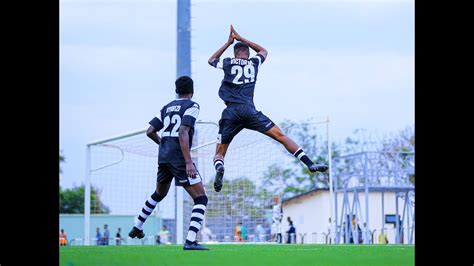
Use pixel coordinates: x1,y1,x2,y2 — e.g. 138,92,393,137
162,114,181,137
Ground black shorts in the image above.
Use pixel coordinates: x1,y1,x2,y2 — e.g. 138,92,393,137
157,163,202,187
218,103,275,144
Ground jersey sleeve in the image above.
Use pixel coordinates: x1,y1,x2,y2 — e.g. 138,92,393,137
250,53,265,68
209,57,231,69
209,57,224,69
182,102,200,127
149,109,164,131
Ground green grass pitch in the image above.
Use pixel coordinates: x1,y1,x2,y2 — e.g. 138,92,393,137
60,244,414,266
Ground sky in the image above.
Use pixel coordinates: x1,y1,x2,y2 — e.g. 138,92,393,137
60,0,414,188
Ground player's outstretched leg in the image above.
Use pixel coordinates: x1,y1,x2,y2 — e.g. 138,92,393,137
213,143,229,192
264,125,328,173
129,182,170,239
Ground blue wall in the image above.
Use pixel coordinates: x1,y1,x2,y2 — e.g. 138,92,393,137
60,214,162,245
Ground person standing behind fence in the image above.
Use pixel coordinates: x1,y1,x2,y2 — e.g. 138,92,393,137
59,229,68,246
159,225,171,244
102,224,110,245
95,227,102,245
379,231,389,244
241,223,247,241
271,196,283,243
116,227,123,245
234,222,242,242
255,222,265,242
286,217,296,244
201,225,213,242
327,217,332,244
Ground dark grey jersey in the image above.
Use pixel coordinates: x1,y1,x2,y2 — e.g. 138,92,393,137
149,98,200,164
210,54,265,106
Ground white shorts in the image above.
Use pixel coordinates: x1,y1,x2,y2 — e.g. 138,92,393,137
271,221,281,235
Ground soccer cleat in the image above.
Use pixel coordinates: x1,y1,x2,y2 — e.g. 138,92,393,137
183,242,210,250
308,163,329,173
128,226,145,239
214,165,225,192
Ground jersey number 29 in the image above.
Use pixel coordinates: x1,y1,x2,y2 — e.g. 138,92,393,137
231,65,255,84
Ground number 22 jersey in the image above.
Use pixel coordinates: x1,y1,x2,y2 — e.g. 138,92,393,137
149,98,200,164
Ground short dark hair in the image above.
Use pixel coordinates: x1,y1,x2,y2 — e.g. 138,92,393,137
234,42,249,56
175,76,194,95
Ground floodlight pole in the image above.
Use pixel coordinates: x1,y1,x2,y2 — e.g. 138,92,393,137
175,0,191,245
84,145,91,246
327,116,336,244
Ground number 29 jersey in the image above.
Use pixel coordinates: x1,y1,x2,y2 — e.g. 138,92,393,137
149,98,200,164
210,54,265,106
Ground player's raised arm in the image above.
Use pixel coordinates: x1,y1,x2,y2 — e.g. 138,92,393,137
231,25,268,59
208,25,235,67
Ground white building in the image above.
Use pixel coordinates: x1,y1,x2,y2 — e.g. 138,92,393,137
281,188,412,244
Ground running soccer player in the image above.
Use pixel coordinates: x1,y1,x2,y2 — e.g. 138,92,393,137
128,76,209,251
208,25,328,192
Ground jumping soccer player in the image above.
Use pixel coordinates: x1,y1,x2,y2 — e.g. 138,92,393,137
128,76,209,251
208,25,328,192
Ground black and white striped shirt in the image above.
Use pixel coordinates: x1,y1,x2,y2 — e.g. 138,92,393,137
149,98,200,164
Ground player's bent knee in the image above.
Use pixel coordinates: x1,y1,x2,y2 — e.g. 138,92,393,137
152,191,167,202
193,195,208,206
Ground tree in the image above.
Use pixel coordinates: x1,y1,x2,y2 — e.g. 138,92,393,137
263,119,339,199
59,150,65,174
263,120,415,199
59,185,110,214
379,126,415,185
206,177,267,220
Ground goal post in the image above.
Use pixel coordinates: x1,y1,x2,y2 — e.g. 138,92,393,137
84,119,331,245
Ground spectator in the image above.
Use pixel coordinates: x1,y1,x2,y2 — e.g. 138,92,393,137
201,226,213,242
59,229,68,246
379,231,389,244
95,227,102,245
286,217,296,244
350,215,363,243
102,224,110,245
234,222,242,242
271,196,283,243
327,217,332,244
255,223,266,242
159,225,171,244
116,227,123,245
240,222,247,241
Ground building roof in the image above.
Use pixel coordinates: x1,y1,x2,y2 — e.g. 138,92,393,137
281,187,329,204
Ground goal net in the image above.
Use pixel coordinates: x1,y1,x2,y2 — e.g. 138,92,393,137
85,119,330,245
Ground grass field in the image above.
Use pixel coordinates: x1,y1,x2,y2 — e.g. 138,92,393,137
60,244,414,266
